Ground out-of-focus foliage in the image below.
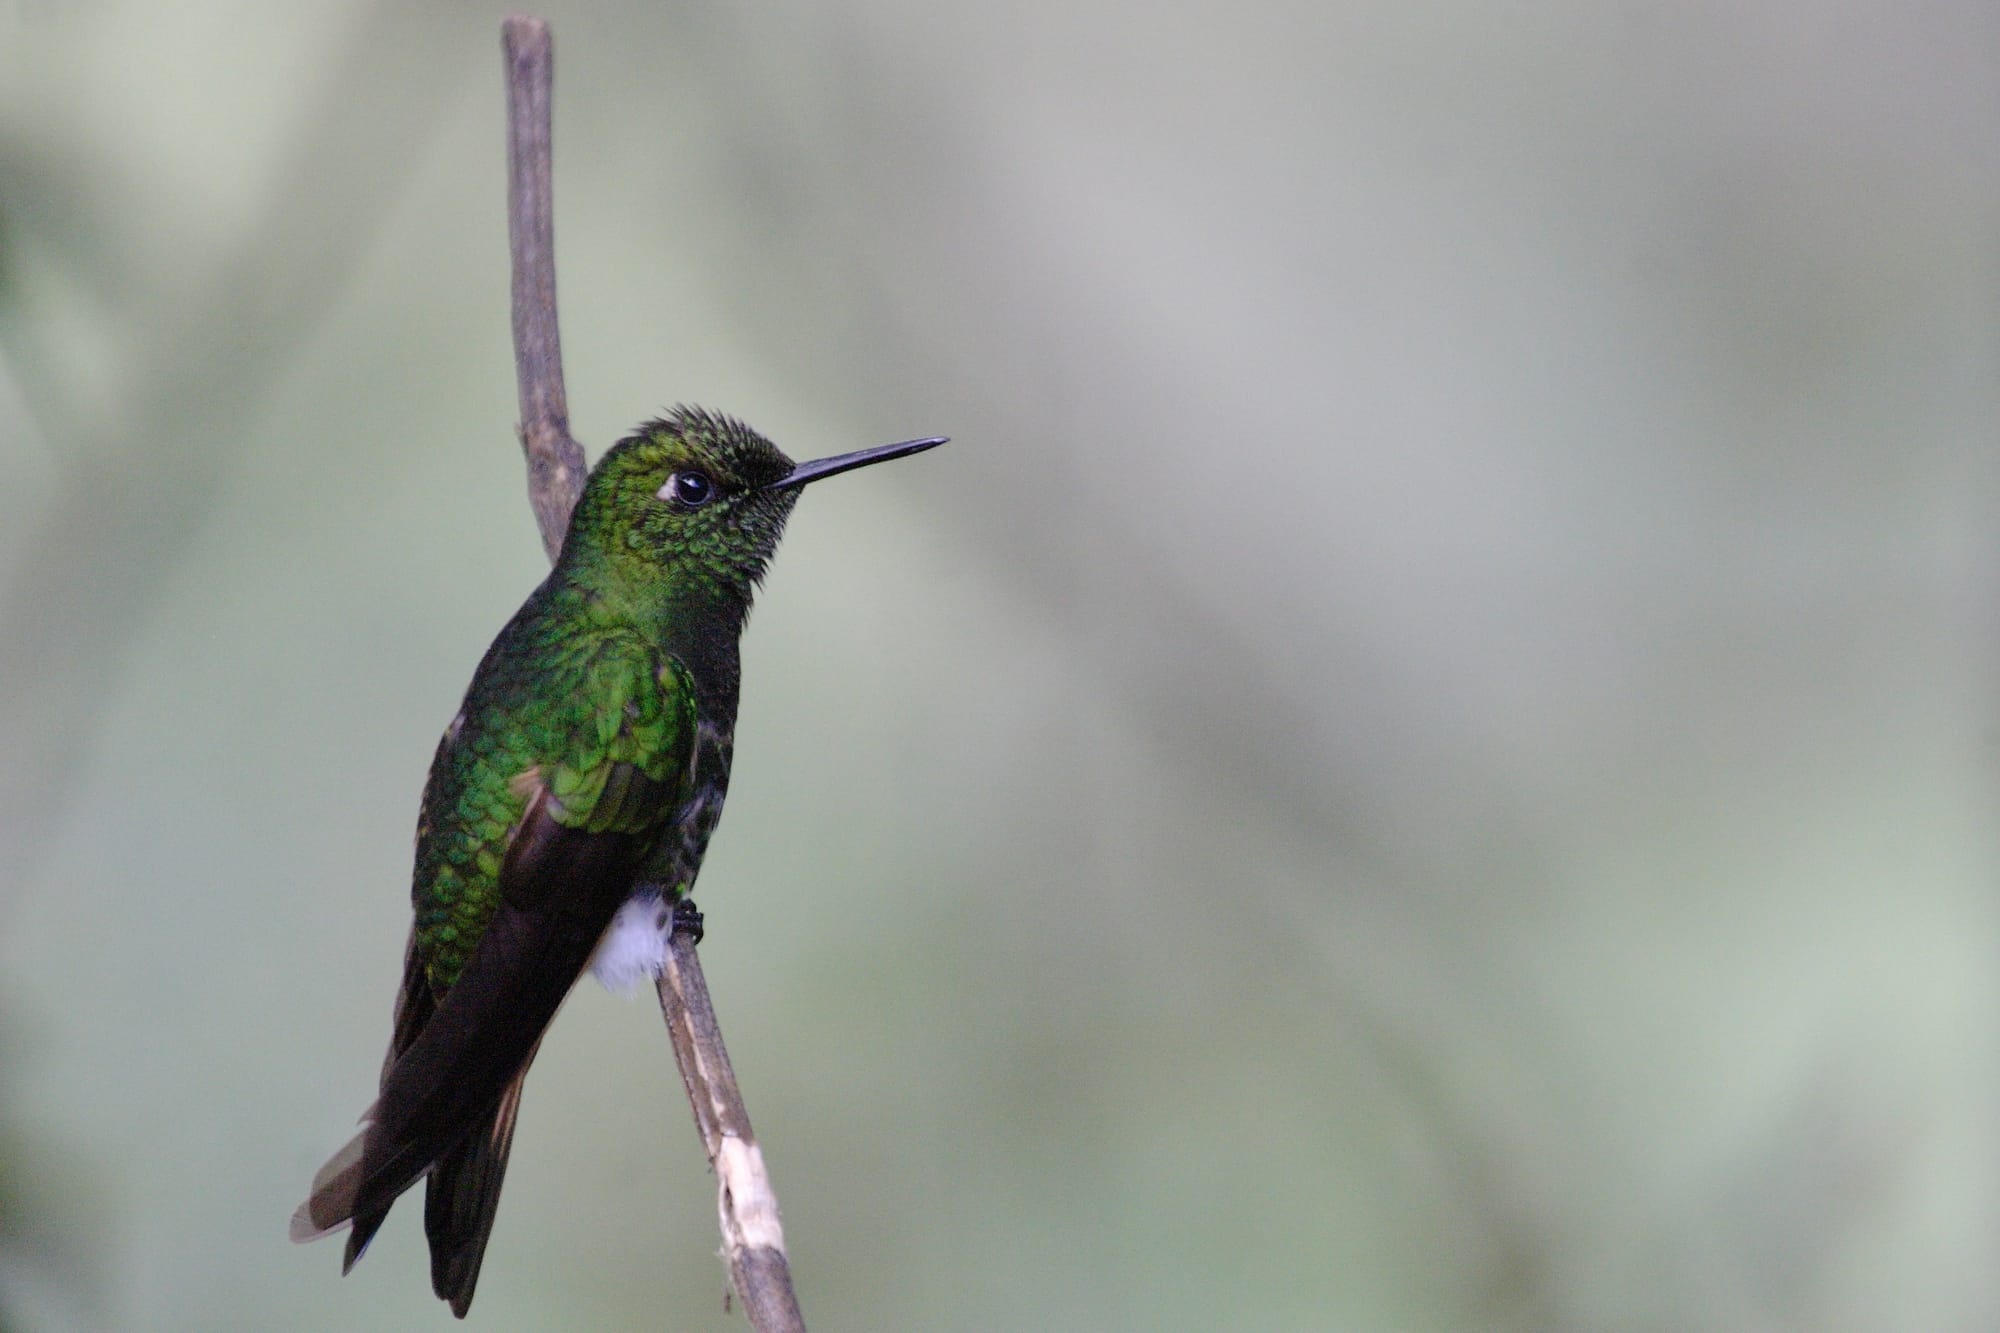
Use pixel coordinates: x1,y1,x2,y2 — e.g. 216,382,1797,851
2,2,1994,1330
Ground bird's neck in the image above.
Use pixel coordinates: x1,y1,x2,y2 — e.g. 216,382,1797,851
549,552,748,700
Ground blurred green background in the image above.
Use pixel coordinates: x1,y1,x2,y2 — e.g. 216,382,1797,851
2,2,1995,1330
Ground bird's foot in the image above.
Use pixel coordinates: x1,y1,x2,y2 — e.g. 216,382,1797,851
671,898,705,945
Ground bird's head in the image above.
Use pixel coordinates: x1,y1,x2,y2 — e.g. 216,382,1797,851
559,406,943,620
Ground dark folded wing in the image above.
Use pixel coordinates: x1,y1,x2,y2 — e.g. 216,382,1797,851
330,784,648,1226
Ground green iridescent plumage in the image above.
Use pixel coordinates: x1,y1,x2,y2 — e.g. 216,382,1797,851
413,617,698,989
292,407,943,1317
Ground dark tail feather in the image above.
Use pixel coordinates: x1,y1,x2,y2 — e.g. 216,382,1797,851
291,1125,367,1248
291,932,437,1262
344,1208,389,1272
345,937,436,1269
427,1049,536,1317
344,1181,393,1272
289,1129,406,1272
344,1152,390,1264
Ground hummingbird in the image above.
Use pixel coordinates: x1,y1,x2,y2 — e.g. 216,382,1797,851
291,406,943,1316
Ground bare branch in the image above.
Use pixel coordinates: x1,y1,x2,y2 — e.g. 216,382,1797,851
503,15,587,556
500,18,804,1328
660,933,807,1333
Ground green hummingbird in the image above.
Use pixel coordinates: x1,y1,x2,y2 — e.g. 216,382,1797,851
291,406,943,1316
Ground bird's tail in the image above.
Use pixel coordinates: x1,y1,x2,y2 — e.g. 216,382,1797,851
425,1053,534,1317
288,1124,369,1247
288,1055,535,1319
290,930,437,1260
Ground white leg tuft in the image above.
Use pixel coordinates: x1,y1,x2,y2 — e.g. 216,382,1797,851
589,894,672,993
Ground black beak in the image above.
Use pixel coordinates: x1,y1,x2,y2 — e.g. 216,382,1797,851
765,436,948,491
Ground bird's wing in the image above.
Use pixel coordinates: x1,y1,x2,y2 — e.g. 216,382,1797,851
293,647,698,1264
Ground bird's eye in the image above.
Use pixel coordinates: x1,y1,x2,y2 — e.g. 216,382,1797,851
661,470,714,508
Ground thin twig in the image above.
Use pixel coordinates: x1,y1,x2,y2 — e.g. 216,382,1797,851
660,935,806,1331
503,15,587,558
500,17,805,1330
